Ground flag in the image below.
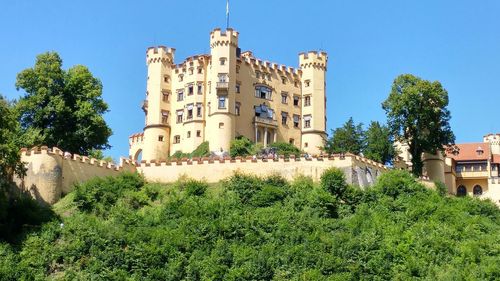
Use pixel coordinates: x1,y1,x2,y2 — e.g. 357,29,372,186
226,0,229,17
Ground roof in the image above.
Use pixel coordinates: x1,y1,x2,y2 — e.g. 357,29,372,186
493,154,500,164
446,143,490,161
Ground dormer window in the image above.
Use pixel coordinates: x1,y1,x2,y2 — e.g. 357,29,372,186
476,147,484,156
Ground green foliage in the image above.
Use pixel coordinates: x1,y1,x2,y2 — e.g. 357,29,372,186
0,96,24,181
1,169,500,279
321,167,348,198
230,136,254,157
435,181,448,197
15,52,112,155
364,121,395,164
382,74,455,176
324,117,364,155
191,141,210,158
269,141,301,157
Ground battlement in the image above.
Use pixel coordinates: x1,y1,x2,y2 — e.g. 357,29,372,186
146,46,175,64
129,132,144,145
484,133,500,143
210,28,239,48
240,52,301,77
299,51,328,70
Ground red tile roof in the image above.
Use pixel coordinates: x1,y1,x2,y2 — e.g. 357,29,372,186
446,143,489,161
493,154,500,164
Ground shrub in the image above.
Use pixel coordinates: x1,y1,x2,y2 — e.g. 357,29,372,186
170,151,190,160
269,142,301,157
224,173,263,203
191,141,210,158
320,168,348,198
230,137,254,157
183,180,209,196
435,181,447,197
373,170,426,198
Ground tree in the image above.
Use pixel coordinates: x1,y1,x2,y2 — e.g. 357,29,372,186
230,136,255,157
363,121,395,164
324,117,364,155
382,74,454,176
15,52,112,155
269,142,301,157
0,96,24,182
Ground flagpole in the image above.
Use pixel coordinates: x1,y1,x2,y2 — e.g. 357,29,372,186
226,0,229,29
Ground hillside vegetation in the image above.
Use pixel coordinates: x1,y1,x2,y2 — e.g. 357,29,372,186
1,170,499,280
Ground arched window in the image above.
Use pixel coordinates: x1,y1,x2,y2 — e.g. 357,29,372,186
473,185,483,196
457,185,467,197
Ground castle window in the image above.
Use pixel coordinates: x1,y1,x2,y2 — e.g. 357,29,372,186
304,95,311,106
176,110,183,123
174,135,180,144
219,122,224,129
163,75,170,83
457,185,467,196
197,84,203,94
188,84,194,95
293,95,300,106
187,104,194,120
281,112,288,126
162,91,169,102
476,147,484,156
218,73,228,82
196,103,202,117
236,83,241,93
304,142,308,148
235,102,241,116
255,71,260,79
178,74,184,82
281,76,287,84
473,185,483,196
293,115,300,128
281,92,288,104
304,80,310,87
197,68,203,74
254,104,274,119
236,65,240,73
177,90,184,101
304,115,311,128
289,138,294,145
161,110,169,124
196,130,201,137
218,96,226,109
188,68,193,75
158,135,164,142
187,131,191,138
220,57,227,65
255,85,272,100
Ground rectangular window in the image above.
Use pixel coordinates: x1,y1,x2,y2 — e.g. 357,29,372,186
188,84,194,95
281,76,286,84
220,58,226,65
162,91,169,102
235,102,241,116
198,68,203,74
293,115,300,128
218,73,228,82
174,135,180,144
289,138,294,145
196,130,201,137
304,80,310,87
281,112,288,126
188,68,193,75
176,110,183,123
304,115,311,128
218,96,226,109
236,83,240,93
163,75,170,83
187,104,193,120
293,96,300,106
178,75,184,82
161,110,169,124
158,135,164,142
177,90,184,101
187,131,191,138
256,71,260,79
255,86,272,100
304,95,311,106
197,84,202,94
281,92,288,104
196,103,202,117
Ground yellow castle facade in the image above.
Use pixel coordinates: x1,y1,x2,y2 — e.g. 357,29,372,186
129,28,328,162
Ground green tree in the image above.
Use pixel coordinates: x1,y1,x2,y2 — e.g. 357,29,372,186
324,117,364,155
382,74,454,176
230,136,254,157
0,96,24,182
269,142,301,157
363,121,395,164
15,52,112,155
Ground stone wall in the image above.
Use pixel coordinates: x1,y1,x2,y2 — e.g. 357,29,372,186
14,146,137,205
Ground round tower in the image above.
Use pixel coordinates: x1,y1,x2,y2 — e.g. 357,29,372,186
205,28,239,154
299,51,328,155
422,152,445,183
142,46,175,162
484,133,500,155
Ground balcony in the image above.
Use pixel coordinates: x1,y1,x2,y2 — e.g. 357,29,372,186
216,82,229,90
455,165,489,178
254,116,278,127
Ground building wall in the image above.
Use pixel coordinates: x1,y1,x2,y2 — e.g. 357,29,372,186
14,147,136,205
138,154,387,186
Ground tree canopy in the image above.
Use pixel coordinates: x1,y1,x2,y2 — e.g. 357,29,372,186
324,117,365,155
0,96,24,181
15,52,112,155
363,121,396,164
382,74,455,176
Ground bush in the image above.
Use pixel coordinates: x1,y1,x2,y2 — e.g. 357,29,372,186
269,142,301,157
230,137,254,157
373,170,426,199
320,168,348,198
191,141,210,158
224,173,264,203
435,181,447,197
184,180,209,196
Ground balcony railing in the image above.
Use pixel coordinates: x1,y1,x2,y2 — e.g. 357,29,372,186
216,82,229,89
254,116,278,127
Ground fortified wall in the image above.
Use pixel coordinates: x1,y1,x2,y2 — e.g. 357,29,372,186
14,146,137,205
137,154,388,187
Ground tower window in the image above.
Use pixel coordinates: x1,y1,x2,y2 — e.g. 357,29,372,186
281,112,288,126
177,90,184,101
304,115,311,128
196,130,201,137
220,58,227,65
162,91,169,102
163,75,170,83
304,80,310,87
293,115,300,128
236,83,241,93
176,110,183,123
187,131,191,138
196,103,202,117
197,84,203,94
197,68,203,74
188,84,194,95
304,142,308,148
178,74,184,82
161,110,169,124
304,95,311,106
174,135,180,144
235,102,241,116
188,68,193,75
281,76,287,84
218,96,226,109
289,138,294,145
255,85,272,100
281,92,288,104
219,122,224,129
218,73,228,82
293,95,300,106
187,104,193,120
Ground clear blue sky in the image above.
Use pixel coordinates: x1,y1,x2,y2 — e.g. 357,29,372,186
1,1,499,160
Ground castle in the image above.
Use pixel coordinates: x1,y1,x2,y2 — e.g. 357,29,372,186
129,28,328,161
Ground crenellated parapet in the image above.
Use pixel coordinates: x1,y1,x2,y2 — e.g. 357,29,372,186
146,46,175,65
240,54,301,78
299,51,328,70
210,27,239,48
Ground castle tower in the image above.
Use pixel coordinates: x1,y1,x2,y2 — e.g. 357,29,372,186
484,133,500,155
422,152,446,183
299,51,328,155
142,46,175,161
205,28,239,153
